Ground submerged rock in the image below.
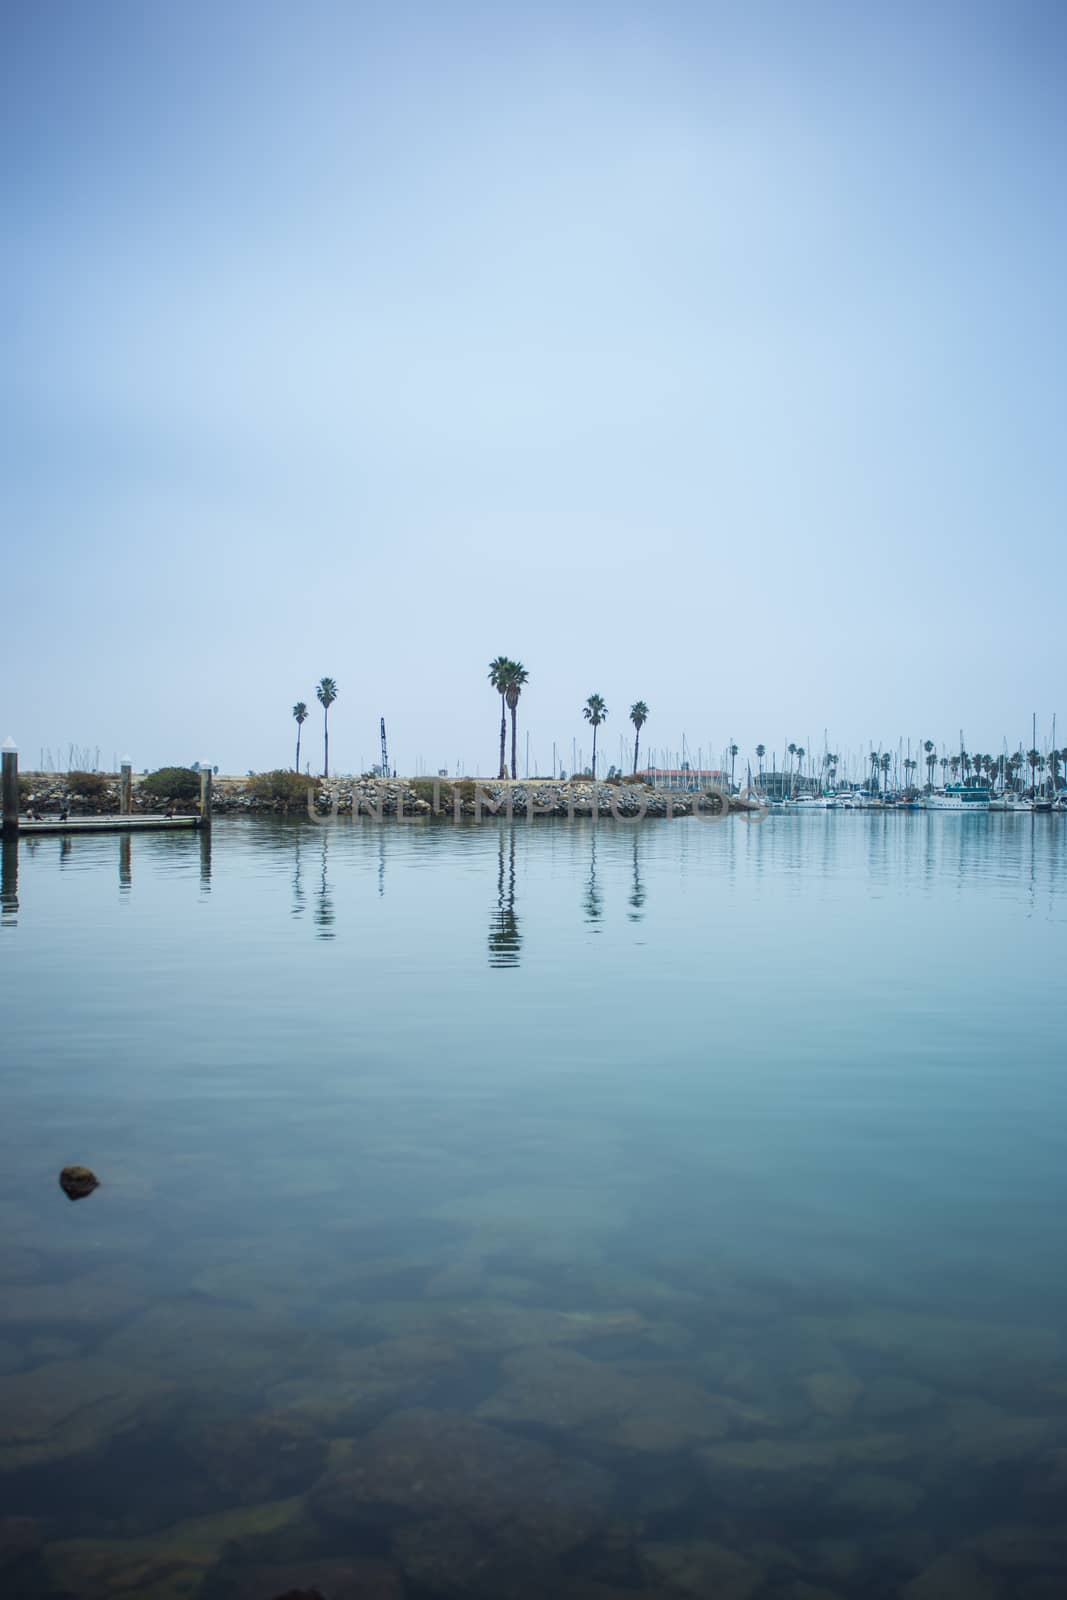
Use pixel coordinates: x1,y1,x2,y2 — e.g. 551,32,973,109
59,1165,100,1201
640,1539,763,1599
311,1407,614,1555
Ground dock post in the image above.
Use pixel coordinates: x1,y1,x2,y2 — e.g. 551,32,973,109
119,756,132,816
1,739,18,840
199,765,213,825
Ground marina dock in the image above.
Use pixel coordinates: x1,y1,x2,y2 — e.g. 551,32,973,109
17,814,202,835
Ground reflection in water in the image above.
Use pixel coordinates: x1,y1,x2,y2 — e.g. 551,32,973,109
628,833,646,921
119,834,132,896
199,824,212,892
59,835,72,864
1,838,17,926
291,831,305,918
378,827,386,898
488,828,522,968
584,826,602,923
314,833,335,938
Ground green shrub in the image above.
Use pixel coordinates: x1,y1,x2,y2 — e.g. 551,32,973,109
141,766,201,802
67,771,113,801
247,769,315,808
410,777,456,810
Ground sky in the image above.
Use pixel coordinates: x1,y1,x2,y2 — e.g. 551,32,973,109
3,0,1066,777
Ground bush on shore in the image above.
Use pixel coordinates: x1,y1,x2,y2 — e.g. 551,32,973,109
247,770,315,809
141,767,201,802
67,771,114,802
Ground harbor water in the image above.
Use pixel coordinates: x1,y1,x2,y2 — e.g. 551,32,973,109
2,812,1066,1598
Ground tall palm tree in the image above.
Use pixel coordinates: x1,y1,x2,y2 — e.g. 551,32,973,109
583,694,607,778
292,702,308,773
488,657,511,779
755,744,766,781
795,746,806,791
630,702,649,776
924,739,936,789
1027,748,1041,794
940,755,949,786
728,743,739,790
880,751,892,791
316,678,338,778
870,750,881,794
504,661,528,780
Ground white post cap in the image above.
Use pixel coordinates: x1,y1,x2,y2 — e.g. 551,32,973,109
2,737,16,753
120,754,131,767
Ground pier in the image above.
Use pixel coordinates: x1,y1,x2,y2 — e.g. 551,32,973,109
1,742,212,838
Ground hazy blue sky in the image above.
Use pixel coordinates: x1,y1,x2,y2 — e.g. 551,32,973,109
4,1,1065,776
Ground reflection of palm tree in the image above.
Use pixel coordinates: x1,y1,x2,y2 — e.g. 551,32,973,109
291,832,305,918
488,829,522,967
628,833,646,921
314,835,335,938
585,829,603,922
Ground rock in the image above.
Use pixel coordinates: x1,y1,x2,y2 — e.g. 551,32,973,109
0,1267,148,1331
640,1539,763,1599
59,1165,100,1200
268,1335,460,1429
0,1357,174,1470
311,1408,614,1555
902,1550,1002,1600
832,1471,924,1520
698,1438,841,1509
179,1414,328,1506
44,1495,306,1600
476,1346,730,1452
801,1369,862,1417
859,1375,936,1420
0,1516,43,1568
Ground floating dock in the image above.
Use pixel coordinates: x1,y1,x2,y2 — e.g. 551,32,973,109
18,815,202,835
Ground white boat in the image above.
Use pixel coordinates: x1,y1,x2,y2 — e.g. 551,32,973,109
923,786,991,811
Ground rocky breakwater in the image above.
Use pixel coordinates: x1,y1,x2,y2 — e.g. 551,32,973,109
304,778,752,820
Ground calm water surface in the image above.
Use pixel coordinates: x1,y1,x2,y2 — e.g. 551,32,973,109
2,814,1067,1599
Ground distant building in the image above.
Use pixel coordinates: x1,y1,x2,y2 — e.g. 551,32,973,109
637,767,727,791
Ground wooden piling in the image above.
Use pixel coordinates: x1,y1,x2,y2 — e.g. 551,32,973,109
199,766,213,824
1,739,18,840
120,758,132,816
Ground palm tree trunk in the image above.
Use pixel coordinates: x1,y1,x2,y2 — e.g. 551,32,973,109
510,706,518,780
498,696,507,779
323,710,329,779
295,730,301,773
633,729,640,775
592,726,598,778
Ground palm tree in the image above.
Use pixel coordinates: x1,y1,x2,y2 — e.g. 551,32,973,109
504,661,528,780
949,755,960,783
728,743,739,791
939,755,948,786
903,757,917,791
630,702,649,776
924,740,936,789
316,678,338,778
880,751,892,791
870,750,881,794
755,744,766,782
583,694,607,778
292,702,308,773
1027,748,1041,794
488,657,511,779
795,746,806,792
